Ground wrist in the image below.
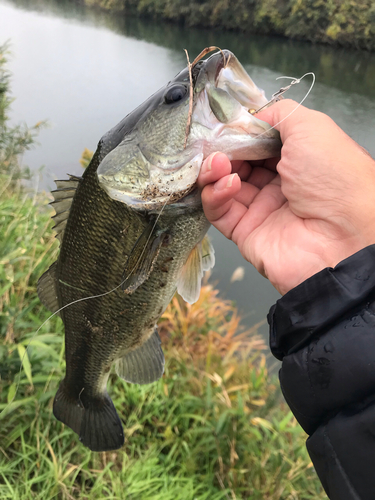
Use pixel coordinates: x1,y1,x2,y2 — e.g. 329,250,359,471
322,231,375,272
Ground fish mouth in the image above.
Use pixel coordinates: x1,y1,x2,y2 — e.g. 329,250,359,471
173,53,281,208
205,49,270,111
189,50,281,161
97,49,281,211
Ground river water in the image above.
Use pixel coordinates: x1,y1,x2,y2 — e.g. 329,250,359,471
1,0,375,344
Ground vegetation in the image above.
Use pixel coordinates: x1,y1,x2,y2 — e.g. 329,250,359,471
0,44,326,499
82,0,375,51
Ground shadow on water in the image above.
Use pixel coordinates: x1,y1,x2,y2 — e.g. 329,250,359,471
8,0,375,98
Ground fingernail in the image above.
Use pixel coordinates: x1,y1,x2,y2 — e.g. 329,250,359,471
214,174,236,192
226,174,236,188
206,152,218,172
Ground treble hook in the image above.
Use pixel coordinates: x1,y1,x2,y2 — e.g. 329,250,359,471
251,73,315,114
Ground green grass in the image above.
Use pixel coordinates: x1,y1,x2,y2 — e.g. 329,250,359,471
0,178,327,500
0,42,327,499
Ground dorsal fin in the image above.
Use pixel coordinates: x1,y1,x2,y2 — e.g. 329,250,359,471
50,175,81,243
37,261,60,316
51,188,77,201
177,235,215,304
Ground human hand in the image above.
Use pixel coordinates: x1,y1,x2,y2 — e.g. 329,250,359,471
197,99,375,295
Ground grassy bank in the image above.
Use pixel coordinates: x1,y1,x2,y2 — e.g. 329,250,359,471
0,44,326,499
82,0,375,51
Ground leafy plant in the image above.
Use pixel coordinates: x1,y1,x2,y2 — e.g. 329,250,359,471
82,0,375,50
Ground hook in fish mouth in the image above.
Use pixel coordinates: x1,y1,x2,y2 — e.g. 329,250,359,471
97,49,281,210
188,50,281,160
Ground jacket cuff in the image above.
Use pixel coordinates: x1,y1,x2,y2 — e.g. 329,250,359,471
267,244,375,435
268,244,375,361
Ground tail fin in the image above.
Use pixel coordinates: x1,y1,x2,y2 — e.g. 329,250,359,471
53,380,124,452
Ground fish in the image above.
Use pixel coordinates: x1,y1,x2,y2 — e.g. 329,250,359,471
37,49,281,452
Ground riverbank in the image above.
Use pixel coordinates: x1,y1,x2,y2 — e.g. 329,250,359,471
81,0,375,51
0,43,326,499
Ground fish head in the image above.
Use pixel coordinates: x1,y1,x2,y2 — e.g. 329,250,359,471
97,49,281,210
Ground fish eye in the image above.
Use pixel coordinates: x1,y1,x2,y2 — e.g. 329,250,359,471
164,84,188,104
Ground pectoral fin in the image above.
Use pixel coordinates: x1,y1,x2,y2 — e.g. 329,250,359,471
201,234,215,271
115,329,164,384
122,220,168,293
177,235,215,304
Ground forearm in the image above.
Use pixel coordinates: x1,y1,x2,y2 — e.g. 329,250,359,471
268,245,375,500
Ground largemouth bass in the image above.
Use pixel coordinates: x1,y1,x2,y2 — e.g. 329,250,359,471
38,49,281,452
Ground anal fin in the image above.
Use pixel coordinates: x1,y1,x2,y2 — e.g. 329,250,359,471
115,329,164,384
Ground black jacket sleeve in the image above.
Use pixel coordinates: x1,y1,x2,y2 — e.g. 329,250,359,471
267,245,375,500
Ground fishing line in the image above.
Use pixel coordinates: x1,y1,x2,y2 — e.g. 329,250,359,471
254,72,316,138
184,49,194,149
